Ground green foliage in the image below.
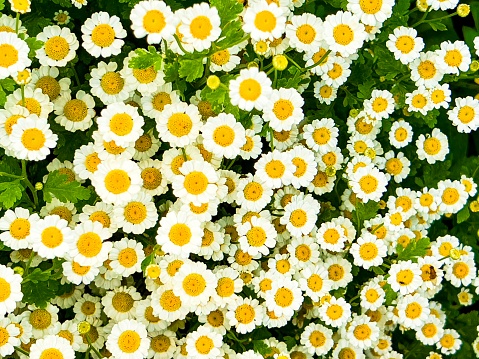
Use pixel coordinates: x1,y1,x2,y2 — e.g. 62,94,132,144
22,259,63,308
129,47,163,70
43,171,91,203
352,201,381,229
0,78,15,106
0,180,24,210
252,340,272,357
0,0,4,11
25,37,44,59
396,237,431,262
457,206,470,224
178,57,204,82
276,66,307,89
50,0,72,7
210,0,243,24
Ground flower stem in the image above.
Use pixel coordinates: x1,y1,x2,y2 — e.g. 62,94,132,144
304,50,332,71
21,160,38,209
15,13,20,34
0,172,24,179
284,54,302,70
86,334,103,359
411,8,432,27
70,62,81,88
15,346,30,356
173,34,188,55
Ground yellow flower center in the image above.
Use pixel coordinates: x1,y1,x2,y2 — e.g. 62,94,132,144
422,323,438,338
213,125,235,147
29,309,52,329
141,167,162,190
272,99,294,120
100,72,124,95
124,201,147,224
167,113,193,137
21,128,46,151
77,232,103,258
64,99,88,122
41,226,64,248
40,348,64,359
104,169,131,194
265,159,285,178
184,171,209,195
211,49,230,66
290,209,307,228
143,10,166,33
307,274,323,292
405,302,422,319
359,242,378,260
239,78,262,101
296,24,316,44
190,16,213,40
395,35,415,54
195,336,214,355
372,97,388,113
111,292,134,313
452,262,469,279
354,324,372,341
243,182,263,201
133,66,157,84
328,63,343,79
417,60,437,80
91,24,115,48
441,188,459,205
152,92,171,111
333,24,354,46
295,244,312,261
359,174,378,194
9,218,30,240
309,330,326,347
118,248,138,268
326,304,343,320
444,49,462,67
328,264,345,281
235,304,255,324
151,335,171,353
246,226,267,247
44,36,70,61
0,278,11,302
0,44,18,68
254,10,276,32
168,223,192,246
458,105,475,124
359,0,382,14
118,330,141,353
385,158,403,175
182,273,206,296
85,152,101,173
216,277,235,297
396,269,414,285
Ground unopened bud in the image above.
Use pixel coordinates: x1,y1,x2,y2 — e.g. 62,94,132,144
325,166,336,177
247,61,259,69
272,55,288,71
145,264,161,279
470,201,479,212
206,75,220,90
78,321,91,334
470,60,479,72
450,248,461,260
364,147,376,159
379,76,386,82
350,109,360,117
35,182,43,190
13,266,24,276
417,0,429,11
457,4,470,17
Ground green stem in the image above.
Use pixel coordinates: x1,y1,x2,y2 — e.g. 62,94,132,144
21,160,38,209
225,158,236,170
70,62,81,88
420,11,457,25
173,34,188,55
85,348,90,359
304,50,332,71
15,346,30,356
270,127,274,151
284,54,302,70
86,334,103,359
370,223,384,234
0,172,24,179
411,8,433,27
15,13,20,34
181,147,188,161
20,84,25,107
273,69,278,89
24,251,35,275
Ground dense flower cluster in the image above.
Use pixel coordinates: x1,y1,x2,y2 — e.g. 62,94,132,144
0,0,478,358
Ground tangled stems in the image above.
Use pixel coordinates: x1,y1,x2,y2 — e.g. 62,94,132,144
15,346,29,356
86,333,103,359
304,50,332,71
412,8,458,28
21,160,39,209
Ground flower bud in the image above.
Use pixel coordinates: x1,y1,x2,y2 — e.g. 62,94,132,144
78,321,91,335
470,60,479,72
35,182,43,190
457,4,470,17
450,248,461,260
470,200,479,213
206,75,220,90
417,0,429,11
325,166,336,177
13,266,24,276
272,55,288,71
365,147,376,159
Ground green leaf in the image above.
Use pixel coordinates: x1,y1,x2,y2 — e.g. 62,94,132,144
276,66,304,89
215,20,246,51
25,37,44,59
428,21,448,31
210,0,243,24
357,80,375,99
252,341,272,357
383,283,398,305
352,201,380,229
283,336,296,351
129,47,163,70
0,180,24,210
22,278,59,308
0,78,15,92
463,26,479,50
43,170,90,203
457,206,470,224
396,237,431,262
0,0,4,11
51,0,72,7
178,57,204,82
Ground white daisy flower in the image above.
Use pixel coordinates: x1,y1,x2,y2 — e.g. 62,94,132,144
54,90,96,132
436,329,461,355
351,232,387,269
410,51,444,88
318,296,351,328
209,46,242,73
69,220,113,267
186,325,223,359
243,2,287,41
347,0,394,25
281,193,320,237
448,96,479,133
285,13,323,53
350,165,388,203
346,315,380,350
237,216,277,257
239,129,263,160
360,281,385,311
30,335,75,359
62,259,99,285
130,0,176,44
89,61,135,105
157,102,202,147
173,261,216,307
386,26,424,64
389,119,413,148
81,11,127,58
156,210,203,258
387,260,423,295
28,65,71,103
263,87,304,132
416,128,449,164
255,150,295,189
313,80,337,104
436,40,471,75
120,51,166,96
91,158,143,205
229,67,273,111
302,118,339,153
397,293,431,329
108,238,145,277
36,25,79,67
26,303,59,339
151,284,190,322
322,56,351,87
429,83,451,109
97,102,144,147
0,265,23,316
201,113,246,159
226,297,263,334
102,286,141,321
445,257,476,287
106,319,150,359
0,317,20,357
0,207,39,250
30,215,72,260
363,89,395,121
300,322,334,356
179,3,221,52
405,87,433,115
0,32,31,79
323,11,367,57
324,255,353,290
416,316,444,345
236,175,274,212
134,131,161,161
9,115,57,161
